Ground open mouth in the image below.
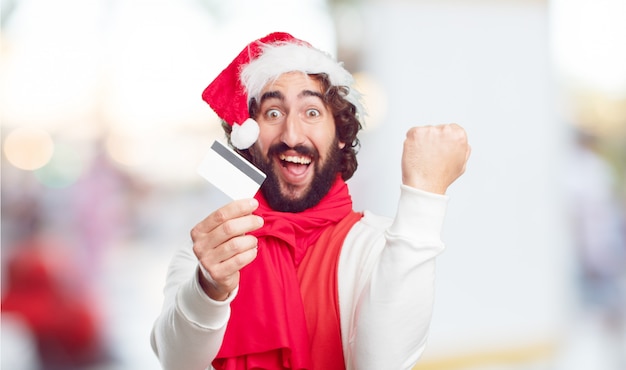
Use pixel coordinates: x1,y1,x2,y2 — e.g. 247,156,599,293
278,153,312,177
279,154,311,165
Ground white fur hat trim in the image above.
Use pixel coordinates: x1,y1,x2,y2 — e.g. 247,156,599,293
240,43,365,123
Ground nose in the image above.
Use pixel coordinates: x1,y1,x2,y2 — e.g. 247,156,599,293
280,113,305,148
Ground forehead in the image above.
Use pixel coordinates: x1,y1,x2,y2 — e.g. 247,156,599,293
260,72,324,95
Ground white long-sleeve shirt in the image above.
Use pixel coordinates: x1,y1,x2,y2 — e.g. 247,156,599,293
151,185,448,370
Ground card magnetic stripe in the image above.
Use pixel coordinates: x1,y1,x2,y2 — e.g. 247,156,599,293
211,141,265,186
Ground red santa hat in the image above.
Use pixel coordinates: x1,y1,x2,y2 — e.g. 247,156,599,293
202,32,364,150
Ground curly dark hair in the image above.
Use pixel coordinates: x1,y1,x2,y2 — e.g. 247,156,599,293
221,73,362,180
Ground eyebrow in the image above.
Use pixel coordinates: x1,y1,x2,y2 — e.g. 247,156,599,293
259,89,324,104
260,90,284,103
300,89,324,100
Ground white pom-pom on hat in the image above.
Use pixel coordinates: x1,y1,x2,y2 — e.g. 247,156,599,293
231,118,260,150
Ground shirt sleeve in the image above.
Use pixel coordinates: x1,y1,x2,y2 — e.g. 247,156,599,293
150,245,237,370
339,185,449,370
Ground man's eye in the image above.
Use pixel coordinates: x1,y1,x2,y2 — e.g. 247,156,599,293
306,109,320,118
265,109,282,119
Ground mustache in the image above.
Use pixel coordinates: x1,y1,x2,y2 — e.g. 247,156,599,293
267,142,318,159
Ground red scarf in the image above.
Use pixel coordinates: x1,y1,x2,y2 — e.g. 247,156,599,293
212,176,361,370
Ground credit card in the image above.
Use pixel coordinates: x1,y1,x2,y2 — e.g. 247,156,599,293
197,140,266,200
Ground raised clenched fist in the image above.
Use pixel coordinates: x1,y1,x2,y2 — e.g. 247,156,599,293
401,123,471,194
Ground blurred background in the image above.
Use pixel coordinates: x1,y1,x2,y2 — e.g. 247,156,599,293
1,0,624,369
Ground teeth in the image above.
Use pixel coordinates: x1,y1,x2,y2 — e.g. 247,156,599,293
279,154,311,165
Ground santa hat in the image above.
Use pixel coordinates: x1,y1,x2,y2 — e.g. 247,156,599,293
202,32,364,150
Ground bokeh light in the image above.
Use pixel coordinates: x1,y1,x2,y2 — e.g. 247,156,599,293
353,72,388,131
3,127,55,170
104,132,153,168
33,142,87,188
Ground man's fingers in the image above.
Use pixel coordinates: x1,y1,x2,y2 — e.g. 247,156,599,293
192,213,263,269
191,199,261,243
193,210,261,300
401,123,471,194
199,245,259,299
194,198,259,234
215,234,259,263
205,246,259,281
216,215,263,240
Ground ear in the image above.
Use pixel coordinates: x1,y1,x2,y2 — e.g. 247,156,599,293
338,141,346,149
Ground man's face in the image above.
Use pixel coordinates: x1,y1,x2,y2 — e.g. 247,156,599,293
249,72,345,212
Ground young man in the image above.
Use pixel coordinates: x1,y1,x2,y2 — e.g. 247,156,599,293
151,32,470,370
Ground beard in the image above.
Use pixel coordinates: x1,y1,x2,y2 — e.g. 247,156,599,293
251,139,342,213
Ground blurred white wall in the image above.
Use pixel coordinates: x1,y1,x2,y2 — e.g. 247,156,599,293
346,0,575,361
